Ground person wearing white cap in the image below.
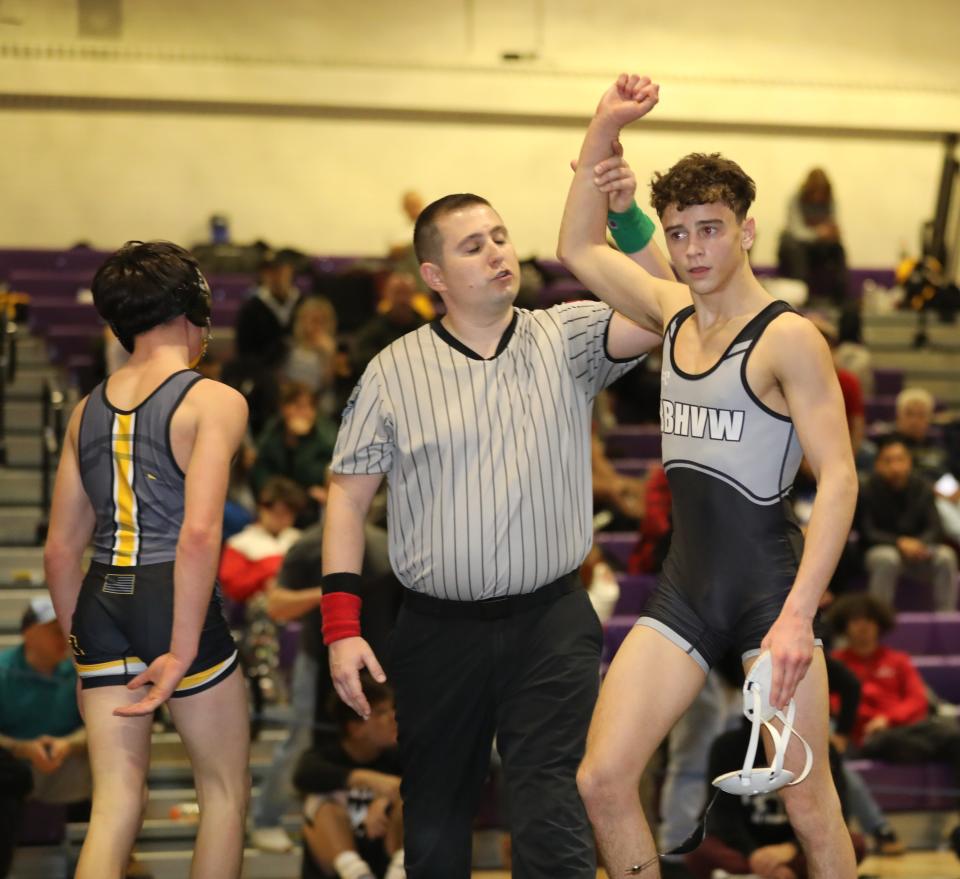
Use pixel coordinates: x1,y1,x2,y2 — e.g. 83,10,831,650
0,597,90,876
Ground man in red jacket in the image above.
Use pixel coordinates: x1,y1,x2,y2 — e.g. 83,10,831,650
830,593,960,857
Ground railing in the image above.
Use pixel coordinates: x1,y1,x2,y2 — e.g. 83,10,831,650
0,290,28,467
0,293,19,467
36,376,65,543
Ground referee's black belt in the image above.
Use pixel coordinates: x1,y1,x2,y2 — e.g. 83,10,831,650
401,572,579,621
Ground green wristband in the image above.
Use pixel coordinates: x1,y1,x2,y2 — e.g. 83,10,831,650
607,201,656,254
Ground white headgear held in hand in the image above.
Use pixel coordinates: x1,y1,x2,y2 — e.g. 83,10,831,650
712,651,813,796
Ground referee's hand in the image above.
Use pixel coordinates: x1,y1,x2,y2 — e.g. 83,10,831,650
329,637,386,720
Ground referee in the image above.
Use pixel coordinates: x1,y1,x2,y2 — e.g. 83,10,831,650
320,193,662,879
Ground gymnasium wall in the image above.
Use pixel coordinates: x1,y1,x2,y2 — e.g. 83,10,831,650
0,0,957,269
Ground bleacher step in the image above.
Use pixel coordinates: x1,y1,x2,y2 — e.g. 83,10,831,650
0,507,43,544
0,546,44,582
0,586,51,629
864,322,960,348
3,435,49,468
871,349,960,373
0,469,44,505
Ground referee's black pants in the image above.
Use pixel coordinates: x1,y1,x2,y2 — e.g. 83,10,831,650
388,576,602,879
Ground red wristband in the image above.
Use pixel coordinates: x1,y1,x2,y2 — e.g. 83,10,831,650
321,592,362,645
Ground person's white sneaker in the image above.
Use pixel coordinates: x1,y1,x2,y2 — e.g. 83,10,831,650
250,826,294,853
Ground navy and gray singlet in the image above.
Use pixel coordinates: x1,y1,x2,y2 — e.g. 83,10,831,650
70,369,238,695
638,300,812,672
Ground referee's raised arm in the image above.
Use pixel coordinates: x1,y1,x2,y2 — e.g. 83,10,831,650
321,472,387,719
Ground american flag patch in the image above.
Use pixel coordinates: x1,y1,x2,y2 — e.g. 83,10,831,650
102,573,136,595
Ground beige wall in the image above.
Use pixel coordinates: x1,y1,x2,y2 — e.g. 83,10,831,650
0,0,956,268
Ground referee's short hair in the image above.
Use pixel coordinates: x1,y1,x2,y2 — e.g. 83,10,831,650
413,193,492,266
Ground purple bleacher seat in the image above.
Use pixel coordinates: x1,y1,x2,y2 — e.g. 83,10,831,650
605,426,661,459
603,613,639,663
27,299,101,333
914,656,960,703
44,326,99,364
847,268,897,299
278,621,302,672
210,300,243,326
595,531,636,568
9,269,94,299
538,278,595,308
532,258,574,281
846,758,955,811
883,613,937,655
310,256,369,275
927,612,960,653
894,574,959,612
0,247,108,278
873,368,904,397
613,457,657,478
207,274,253,302
613,573,658,616
883,612,960,656
865,397,897,424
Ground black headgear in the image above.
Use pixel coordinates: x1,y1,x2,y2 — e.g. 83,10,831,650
92,241,212,353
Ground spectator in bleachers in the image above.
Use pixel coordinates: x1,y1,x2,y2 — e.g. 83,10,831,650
294,674,405,879
823,654,905,856
282,296,340,414
249,520,396,854
892,387,960,542
894,388,950,484
829,593,960,857
777,168,848,303
0,599,90,877
860,434,958,611
388,190,426,282
834,305,873,396
223,249,304,437
249,382,338,525
806,313,866,457
591,432,646,530
627,466,672,575
236,249,303,369
218,477,306,604
223,440,258,541
348,272,426,376
683,716,866,879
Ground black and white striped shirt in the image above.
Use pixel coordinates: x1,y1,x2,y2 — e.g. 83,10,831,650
332,302,643,600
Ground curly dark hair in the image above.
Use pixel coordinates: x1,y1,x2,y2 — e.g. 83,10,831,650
828,593,897,637
650,153,756,221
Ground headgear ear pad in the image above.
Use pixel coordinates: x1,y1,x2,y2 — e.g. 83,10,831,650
712,651,813,796
92,241,211,352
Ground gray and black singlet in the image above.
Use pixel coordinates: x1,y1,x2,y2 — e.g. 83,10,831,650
70,370,238,695
638,301,812,671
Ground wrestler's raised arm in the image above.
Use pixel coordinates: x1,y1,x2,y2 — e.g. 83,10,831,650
558,74,688,334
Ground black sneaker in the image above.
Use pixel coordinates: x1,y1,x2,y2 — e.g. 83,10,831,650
949,824,960,859
874,825,905,856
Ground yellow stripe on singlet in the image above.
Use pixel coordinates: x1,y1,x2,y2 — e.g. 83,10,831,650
111,412,139,566
176,652,236,691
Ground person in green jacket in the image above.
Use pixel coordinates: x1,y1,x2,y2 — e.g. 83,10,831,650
251,381,338,525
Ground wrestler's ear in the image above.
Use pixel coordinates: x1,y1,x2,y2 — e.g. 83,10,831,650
740,217,756,252
420,261,446,294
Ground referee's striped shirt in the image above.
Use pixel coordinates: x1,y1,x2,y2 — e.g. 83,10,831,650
332,301,644,600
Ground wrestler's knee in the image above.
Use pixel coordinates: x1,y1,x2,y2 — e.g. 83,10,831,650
779,771,841,836
576,753,634,812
